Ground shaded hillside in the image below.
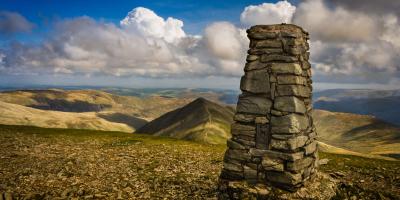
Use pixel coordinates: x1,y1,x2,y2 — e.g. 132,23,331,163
314,96,400,126
313,109,400,158
0,89,192,120
0,101,133,132
314,89,400,125
136,98,234,144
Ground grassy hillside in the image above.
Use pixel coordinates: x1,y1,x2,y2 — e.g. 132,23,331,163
0,101,134,132
0,124,398,199
1,89,399,160
136,98,234,144
0,89,192,120
313,109,400,159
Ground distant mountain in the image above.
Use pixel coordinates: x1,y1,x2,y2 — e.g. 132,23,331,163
314,89,400,125
0,101,134,132
314,89,400,100
313,109,400,159
136,98,235,144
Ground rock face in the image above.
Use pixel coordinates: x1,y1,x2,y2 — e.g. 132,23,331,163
219,24,319,197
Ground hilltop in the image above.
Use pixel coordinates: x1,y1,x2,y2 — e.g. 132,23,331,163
136,98,234,144
0,124,398,199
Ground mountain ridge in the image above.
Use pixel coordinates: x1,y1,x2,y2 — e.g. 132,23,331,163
136,97,234,144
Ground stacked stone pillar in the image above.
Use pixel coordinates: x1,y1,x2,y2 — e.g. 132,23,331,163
219,24,318,196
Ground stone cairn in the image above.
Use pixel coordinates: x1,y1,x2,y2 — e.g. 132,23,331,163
219,24,318,198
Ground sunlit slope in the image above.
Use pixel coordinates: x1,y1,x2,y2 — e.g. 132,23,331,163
313,109,400,158
0,101,133,132
136,98,234,144
0,89,192,120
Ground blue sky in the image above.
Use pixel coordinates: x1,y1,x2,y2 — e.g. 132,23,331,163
0,0,276,36
0,0,399,90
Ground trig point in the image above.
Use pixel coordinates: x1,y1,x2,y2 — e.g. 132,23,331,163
218,24,337,199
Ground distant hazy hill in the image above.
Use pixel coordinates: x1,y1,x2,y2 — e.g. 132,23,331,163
314,89,400,125
0,89,191,121
313,109,400,159
0,101,133,132
136,98,234,144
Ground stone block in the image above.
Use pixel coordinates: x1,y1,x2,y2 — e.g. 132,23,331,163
281,31,301,38
244,166,258,183
260,54,297,63
255,116,269,124
287,46,304,55
277,75,307,85
308,131,317,140
246,55,259,62
234,138,256,148
303,141,317,155
248,48,283,55
266,171,302,185
287,157,314,172
248,32,277,39
271,134,293,140
225,149,251,162
285,38,304,46
270,63,302,75
249,149,304,161
255,40,282,48
270,109,284,116
220,168,243,180
231,122,255,131
262,157,284,172
236,95,272,115
270,135,308,151
244,60,267,71
233,113,255,123
301,61,311,70
274,96,306,114
276,85,311,97
271,114,308,134
240,70,270,94
223,161,243,172
227,139,246,150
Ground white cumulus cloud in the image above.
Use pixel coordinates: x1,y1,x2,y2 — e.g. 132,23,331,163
0,8,248,78
240,1,296,26
120,7,186,43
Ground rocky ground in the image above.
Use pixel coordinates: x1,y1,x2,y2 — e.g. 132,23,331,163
0,125,399,199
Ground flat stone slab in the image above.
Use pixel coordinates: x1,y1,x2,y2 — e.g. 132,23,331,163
218,172,339,200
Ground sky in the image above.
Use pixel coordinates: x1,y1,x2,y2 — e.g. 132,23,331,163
0,0,400,90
